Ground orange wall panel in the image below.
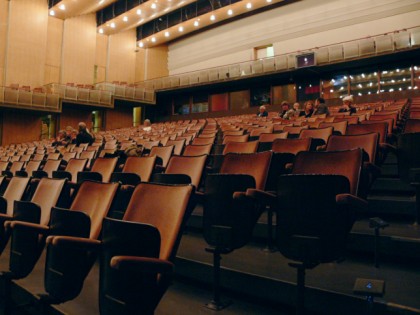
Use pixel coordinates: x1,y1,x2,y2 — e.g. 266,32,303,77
2,111,43,145
105,106,133,130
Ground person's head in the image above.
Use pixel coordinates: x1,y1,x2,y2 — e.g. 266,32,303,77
259,105,266,113
71,129,78,138
144,119,151,126
304,101,313,111
58,130,66,138
281,101,290,111
342,95,354,108
293,102,300,111
314,97,325,107
78,122,87,132
65,126,73,136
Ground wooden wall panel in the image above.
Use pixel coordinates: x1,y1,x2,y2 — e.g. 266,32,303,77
135,48,146,82
105,106,133,130
44,16,63,85
59,107,93,132
146,46,168,80
96,34,108,68
2,111,43,145
0,0,8,87
5,0,48,88
61,14,96,85
107,29,136,83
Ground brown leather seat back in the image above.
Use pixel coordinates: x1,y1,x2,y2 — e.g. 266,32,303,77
123,183,193,260
165,155,207,188
272,138,312,155
91,157,118,182
70,181,120,239
123,156,156,182
404,119,420,133
166,139,186,155
192,137,215,145
183,144,212,156
347,122,387,144
25,160,41,175
10,161,25,175
259,132,288,143
220,151,272,190
42,159,61,178
299,127,334,143
319,121,348,135
0,161,9,172
223,141,258,155
149,145,174,168
65,158,88,182
283,125,308,135
3,176,31,215
222,134,249,145
327,133,378,163
293,149,363,196
32,178,67,225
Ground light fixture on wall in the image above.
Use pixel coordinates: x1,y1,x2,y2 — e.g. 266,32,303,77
49,10,55,16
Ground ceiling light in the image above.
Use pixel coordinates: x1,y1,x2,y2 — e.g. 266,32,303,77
194,20,199,27
123,16,128,22
139,42,144,47
110,22,116,28
210,14,216,21
49,10,55,16
227,9,233,15
151,3,157,9
59,4,65,10
178,26,184,32
137,9,142,15
266,0,272,3
99,28,104,34
99,0,104,4
246,2,252,9
151,37,156,42
165,31,170,37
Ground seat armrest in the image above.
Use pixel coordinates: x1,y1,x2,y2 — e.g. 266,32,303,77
110,256,173,274
46,235,101,250
5,220,49,233
245,188,277,207
0,213,13,221
336,193,368,211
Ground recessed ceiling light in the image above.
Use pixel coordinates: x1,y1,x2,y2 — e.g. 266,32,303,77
59,4,65,10
227,9,233,15
178,26,184,32
165,31,170,37
151,37,156,42
49,10,55,16
137,9,142,15
266,0,272,3
194,20,199,27
210,14,216,21
151,3,157,9
139,42,144,47
123,16,128,22
110,22,116,28
99,28,104,34
246,2,252,9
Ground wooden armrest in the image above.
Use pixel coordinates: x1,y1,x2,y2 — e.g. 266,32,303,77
336,193,368,211
6,220,49,233
245,188,277,207
110,256,173,274
46,235,101,250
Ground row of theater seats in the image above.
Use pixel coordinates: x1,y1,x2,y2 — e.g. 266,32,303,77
0,96,419,313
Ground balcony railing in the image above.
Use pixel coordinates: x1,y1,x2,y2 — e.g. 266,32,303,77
95,82,155,103
0,86,60,111
46,83,114,107
135,26,420,92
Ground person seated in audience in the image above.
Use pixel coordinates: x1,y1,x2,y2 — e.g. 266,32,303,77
279,101,292,118
313,97,330,116
142,119,152,132
282,102,300,119
299,101,314,118
257,105,269,117
52,130,69,147
70,129,78,144
76,122,93,145
339,95,356,115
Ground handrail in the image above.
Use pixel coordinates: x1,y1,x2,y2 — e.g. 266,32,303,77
0,86,60,111
133,25,420,91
